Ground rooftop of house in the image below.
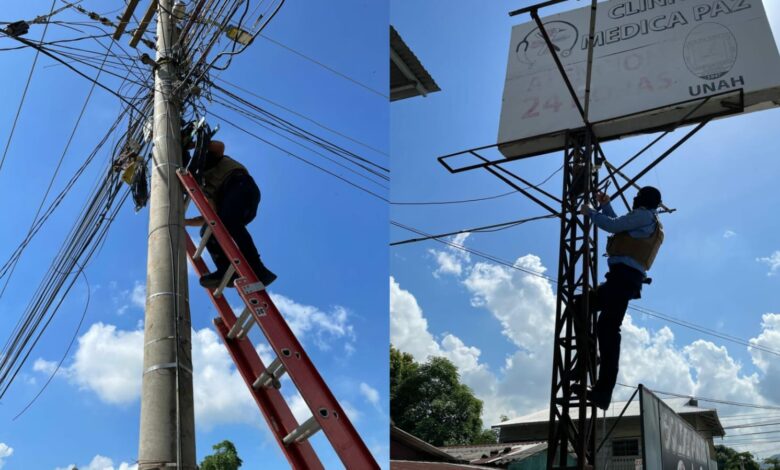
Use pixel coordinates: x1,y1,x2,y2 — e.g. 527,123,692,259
495,396,725,437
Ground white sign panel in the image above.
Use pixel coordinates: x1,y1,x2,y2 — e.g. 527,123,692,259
640,386,711,470
498,0,780,159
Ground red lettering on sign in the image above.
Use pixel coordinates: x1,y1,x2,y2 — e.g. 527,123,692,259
522,97,540,119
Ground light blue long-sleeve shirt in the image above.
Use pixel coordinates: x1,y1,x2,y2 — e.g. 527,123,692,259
587,201,658,274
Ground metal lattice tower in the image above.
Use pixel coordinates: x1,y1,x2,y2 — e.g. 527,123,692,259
546,131,599,469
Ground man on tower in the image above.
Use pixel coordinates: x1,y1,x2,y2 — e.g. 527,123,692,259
184,140,277,289
580,186,664,410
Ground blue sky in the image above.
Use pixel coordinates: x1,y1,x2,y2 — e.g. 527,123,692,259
391,0,780,458
0,1,388,469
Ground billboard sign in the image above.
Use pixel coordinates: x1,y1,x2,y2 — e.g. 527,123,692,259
498,0,780,159
640,385,711,470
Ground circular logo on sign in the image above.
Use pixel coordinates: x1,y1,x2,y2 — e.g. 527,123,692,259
683,22,738,80
516,21,579,68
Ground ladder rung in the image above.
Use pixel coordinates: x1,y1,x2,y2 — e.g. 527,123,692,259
227,306,255,340
213,265,236,298
253,357,286,389
283,416,321,445
193,225,213,260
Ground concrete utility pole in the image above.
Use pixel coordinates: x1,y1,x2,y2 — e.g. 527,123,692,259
138,0,196,468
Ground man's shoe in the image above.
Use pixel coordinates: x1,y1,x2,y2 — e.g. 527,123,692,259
586,389,611,411
200,270,237,289
256,264,277,287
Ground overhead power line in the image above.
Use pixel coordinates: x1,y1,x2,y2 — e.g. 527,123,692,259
0,0,58,175
212,110,389,202
391,165,563,206
391,214,558,246
217,77,389,157
390,221,780,359
616,383,780,412
258,33,388,99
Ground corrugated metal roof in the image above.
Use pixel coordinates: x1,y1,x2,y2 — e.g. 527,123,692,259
494,396,725,437
391,425,461,462
390,26,441,101
391,461,494,470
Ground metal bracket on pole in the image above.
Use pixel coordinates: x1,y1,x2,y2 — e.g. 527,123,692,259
130,0,159,49
113,0,142,40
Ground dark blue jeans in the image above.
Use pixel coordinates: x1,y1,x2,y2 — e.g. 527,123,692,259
201,173,263,276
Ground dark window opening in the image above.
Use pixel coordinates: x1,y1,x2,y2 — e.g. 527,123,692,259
612,439,639,457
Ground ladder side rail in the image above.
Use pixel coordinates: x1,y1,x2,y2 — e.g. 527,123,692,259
185,235,324,469
179,171,379,468
234,278,378,468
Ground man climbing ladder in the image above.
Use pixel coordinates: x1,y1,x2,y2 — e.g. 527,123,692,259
580,186,664,410
183,139,277,288
178,167,379,468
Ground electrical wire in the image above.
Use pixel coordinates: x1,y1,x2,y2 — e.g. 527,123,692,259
258,33,388,99
390,221,780,359
615,383,780,411
211,82,389,175
0,39,118,300
212,110,389,202
391,165,562,206
0,0,59,175
13,264,90,421
391,214,557,246
217,77,388,157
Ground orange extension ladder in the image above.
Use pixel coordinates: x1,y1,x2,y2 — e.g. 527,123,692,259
177,169,378,469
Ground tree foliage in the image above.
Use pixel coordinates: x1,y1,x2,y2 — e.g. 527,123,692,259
390,346,418,401
471,428,499,445
715,445,759,470
200,440,243,470
390,345,484,446
764,456,780,470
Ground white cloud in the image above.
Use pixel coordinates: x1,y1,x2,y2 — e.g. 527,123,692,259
130,282,145,309
0,443,12,469
55,454,137,470
114,281,145,316
757,251,780,275
270,293,356,353
35,292,364,430
33,358,59,376
394,251,780,437
340,400,362,424
390,277,443,361
723,230,736,239
749,313,780,403
464,255,555,351
191,328,257,429
390,276,506,424
429,233,471,278
68,323,144,404
359,382,380,406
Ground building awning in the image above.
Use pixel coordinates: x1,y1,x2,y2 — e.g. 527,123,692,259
390,26,441,101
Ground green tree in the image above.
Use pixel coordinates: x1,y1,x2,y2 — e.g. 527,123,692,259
765,457,780,470
390,345,418,401
200,440,243,470
471,428,499,445
715,445,759,470
391,351,484,446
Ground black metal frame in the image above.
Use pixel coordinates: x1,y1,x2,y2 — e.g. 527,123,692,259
437,88,744,176
433,1,748,469
546,130,599,469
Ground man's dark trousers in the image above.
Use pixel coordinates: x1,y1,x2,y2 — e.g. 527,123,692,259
575,263,644,405
201,173,264,277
